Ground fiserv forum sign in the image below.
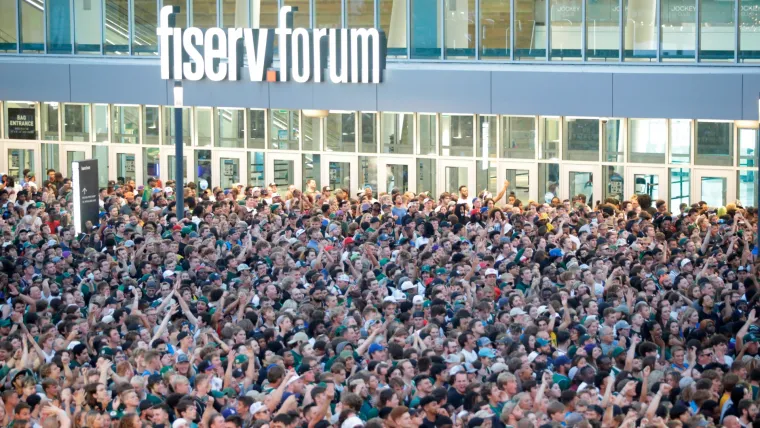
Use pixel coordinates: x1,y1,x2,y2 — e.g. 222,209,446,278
157,6,386,84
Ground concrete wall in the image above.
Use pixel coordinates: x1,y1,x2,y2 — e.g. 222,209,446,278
1,56,759,120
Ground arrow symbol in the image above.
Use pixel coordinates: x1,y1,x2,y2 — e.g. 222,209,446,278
81,188,88,195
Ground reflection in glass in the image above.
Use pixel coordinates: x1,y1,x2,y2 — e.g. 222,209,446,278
283,0,309,28
359,156,378,195
303,115,322,151
539,162,559,203
605,165,625,202
380,0,408,57
249,152,265,188
316,0,341,27
624,0,656,61
411,0,441,58
480,0,510,58
587,0,619,60
628,119,666,164
193,0,217,27
143,148,160,182
41,144,60,178
441,115,474,157
303,154,321,191
41,102,60,141
223,0,249,27
418,114,437,155
502,116,535,159
476,161,497,196
74,0,102,53
382,113,413,154
0,0,18,52
564,118,599,161
113,105,139,144
660,0,695,61
540,117,560,160
669,119,691,164
738,129,758,167
216,108,245,148
143,106,159,145
348,0,373,27
63,104,90,142
249,110,266,149
325,113,356,153
20,0,45,52
271,110,300,150
168,155,188,183
328,162,351,191
634,172,659,199
478,116,498,159
162,0,187,27
444,0,475,59
550,0,581,60
739,170,757,208
515,0,545,60
386,164,409,193
701,0,734,61
701,176,727,207
48,0,73,51
116,152,137,183
361,113,378,154
444,166,468,195
93,146,109,187
220,157,241,189
133,0,158,54
417,158,436,195
740,0,760,62
7,149,33,183
603,119,623,162
163,107,192,146
569,171,593,205
669,168,690,213
196,107,213,147
505,169,530,203
94,104,109,142
196,150,212,186
104,0,129,54
696,121,733,167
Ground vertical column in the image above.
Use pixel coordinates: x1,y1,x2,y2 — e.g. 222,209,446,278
695,0,700,62
581,0,586,60
655,0,660,61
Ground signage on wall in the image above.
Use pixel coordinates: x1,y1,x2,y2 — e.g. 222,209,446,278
7,108,37,140
72,160,100,235
157,6,387,84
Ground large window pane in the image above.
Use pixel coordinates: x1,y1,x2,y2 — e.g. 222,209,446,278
381,113,413,154
419,114,437,155
104,0,129,54
476,161,497,197
738,128,758,168
628,119,666,164
133,0,157,55
359,156,378,196
505,169,529,204
540,117,560,160
417,158,435,195
515,0,545,60
739,170,757,208
624,0,656,61
193,0,217,27
144,148,159,183
326,112,356,152
93,146,109,187
411,0,441,58
303,115,322,151
47,0,72,53
249,110,266,149
5,102,38,140
700,0,734,61
477,115,497,158
0,0,18,52
587,0,619,61
271,110,300,150
75,0,102,53
480,0,509,58
163,107,192,146
41,102,59,141
550,0,581,60
63,104,90,142
564,118,599,161
316,0,341,27
740,0,760,62
603,119,623,162
348,0,373,27
303,154,321,191
20,0,45,53
223,0,249,27
444,0,475,59
282,0,308,28
163,0,187,27
669,119,691,164
113,105,139,144
502,116,535,159
196,107,212,147
361,113,378,154
696,121,733,167
441,114,473,157
605,165,625,202
380,0,408,57
216,108,244,148
196,150,212,188
661,0,695,61
249,152,265,188
94,104,109,142
143,106,159,145
670,168,690,213
539,162,559,203
41,143,59,179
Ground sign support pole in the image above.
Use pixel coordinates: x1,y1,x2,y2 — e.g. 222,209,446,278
174,82,185,220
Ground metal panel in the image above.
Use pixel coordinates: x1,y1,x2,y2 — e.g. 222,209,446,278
312,83,378,111
741,74,760,120
0,62,71,100
269,82,315,109
377,69,492,113
183,79,270,108
69,63,169,104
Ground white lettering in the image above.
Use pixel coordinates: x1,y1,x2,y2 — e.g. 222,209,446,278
227,28,244,81
204,28,228,81
158,6,174,79
182,28,204,81
173,28,183,80
313,28,327,83
350,28,380,84
329,28,349,84
277,6,293,82
244,28,271,82
291,28,310,83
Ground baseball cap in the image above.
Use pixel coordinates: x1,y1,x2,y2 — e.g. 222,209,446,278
478,348,497,359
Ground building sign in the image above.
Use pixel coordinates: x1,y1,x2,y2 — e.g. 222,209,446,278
72,160,100,235
7,108,37,140
157,5,387,84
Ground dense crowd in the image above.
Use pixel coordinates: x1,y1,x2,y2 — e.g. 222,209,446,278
0,167,758,428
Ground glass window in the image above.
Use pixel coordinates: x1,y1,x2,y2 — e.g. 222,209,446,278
380,0,408,58
133,0,158,54
93,145,109,187
166,154,188,184
143,147,160,182
254,0,279,55
623,0,656,61
163,0,187,27
316,0,341,27
738,128,758,167
540,117,560,160
348,0,373,27
20,0,45,52
359,156,378,196
193,0,217,27
303,114,322,151
502,116,535,159
418,114,437,155
441,115,473,157
223,0,249,27
385,163,409,194
112,105,139,144
550,0,581,60
216,108,244,148
669,167,690,213
480,0,509,59
604,165,625,202
361,113,378,153
7,149,34,184
41,143,59,178
0,0,18,53
633,171,659,199
303,154,321,191
564,118,599,161
41,102,59,141
476,161,497,197
4,102,38,140
271,110,300,150
326,112,356,152
327,160,351,191
696,121,733,166
63,104,90,142
104,0,129,54
163,107,192,146
411,0,441,58
381,113,413,154
700,0,734,61
505,169,530,204
142,106,159,145
669,119,691,164
515,0,545,60
740,0,760,62
249,152,265,188
196,107,213,147
94,104,109,142
74,0,102,53
47,0,72,53
628,119,666,164
739,170,757,208
195,150,212,188
417,158,436,195
64,147,87,178
444,0,475,59
248,110,266,149
587,0,619,61
539,162,560,203
477,115,497,158
660,0,695,61
603,119,623,162
283,0,309,28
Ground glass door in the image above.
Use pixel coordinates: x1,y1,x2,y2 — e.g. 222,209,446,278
212,151,246,190
626,166,667,203
378,157,416,194
321,155,359,195
2,143,40,187
110,147,142,184
693,169,737,209
559,164,602,207
60,144,92,180
266,152,302,190
437,160,477,206
160,148,192,185
497,162,538,205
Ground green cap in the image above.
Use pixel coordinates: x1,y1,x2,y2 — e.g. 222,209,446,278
100,347,115,356
611,347,626,358
0,319,11,327
339,350,354,360
234,354,248,364
435,267,446,275
162,231,172,239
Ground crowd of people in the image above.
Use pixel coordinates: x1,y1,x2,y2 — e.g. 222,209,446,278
0,167,758,428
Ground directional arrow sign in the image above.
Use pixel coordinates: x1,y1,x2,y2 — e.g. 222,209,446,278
81,187,88,195
72,160,99,235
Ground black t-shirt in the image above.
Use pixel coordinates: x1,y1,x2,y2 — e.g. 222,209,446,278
421,414,449,428
447,388,465,410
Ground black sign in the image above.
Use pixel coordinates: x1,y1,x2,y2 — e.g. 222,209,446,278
73,160,100,234
7,108,36,140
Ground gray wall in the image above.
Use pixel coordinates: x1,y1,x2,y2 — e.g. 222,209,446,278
1,57,759,120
